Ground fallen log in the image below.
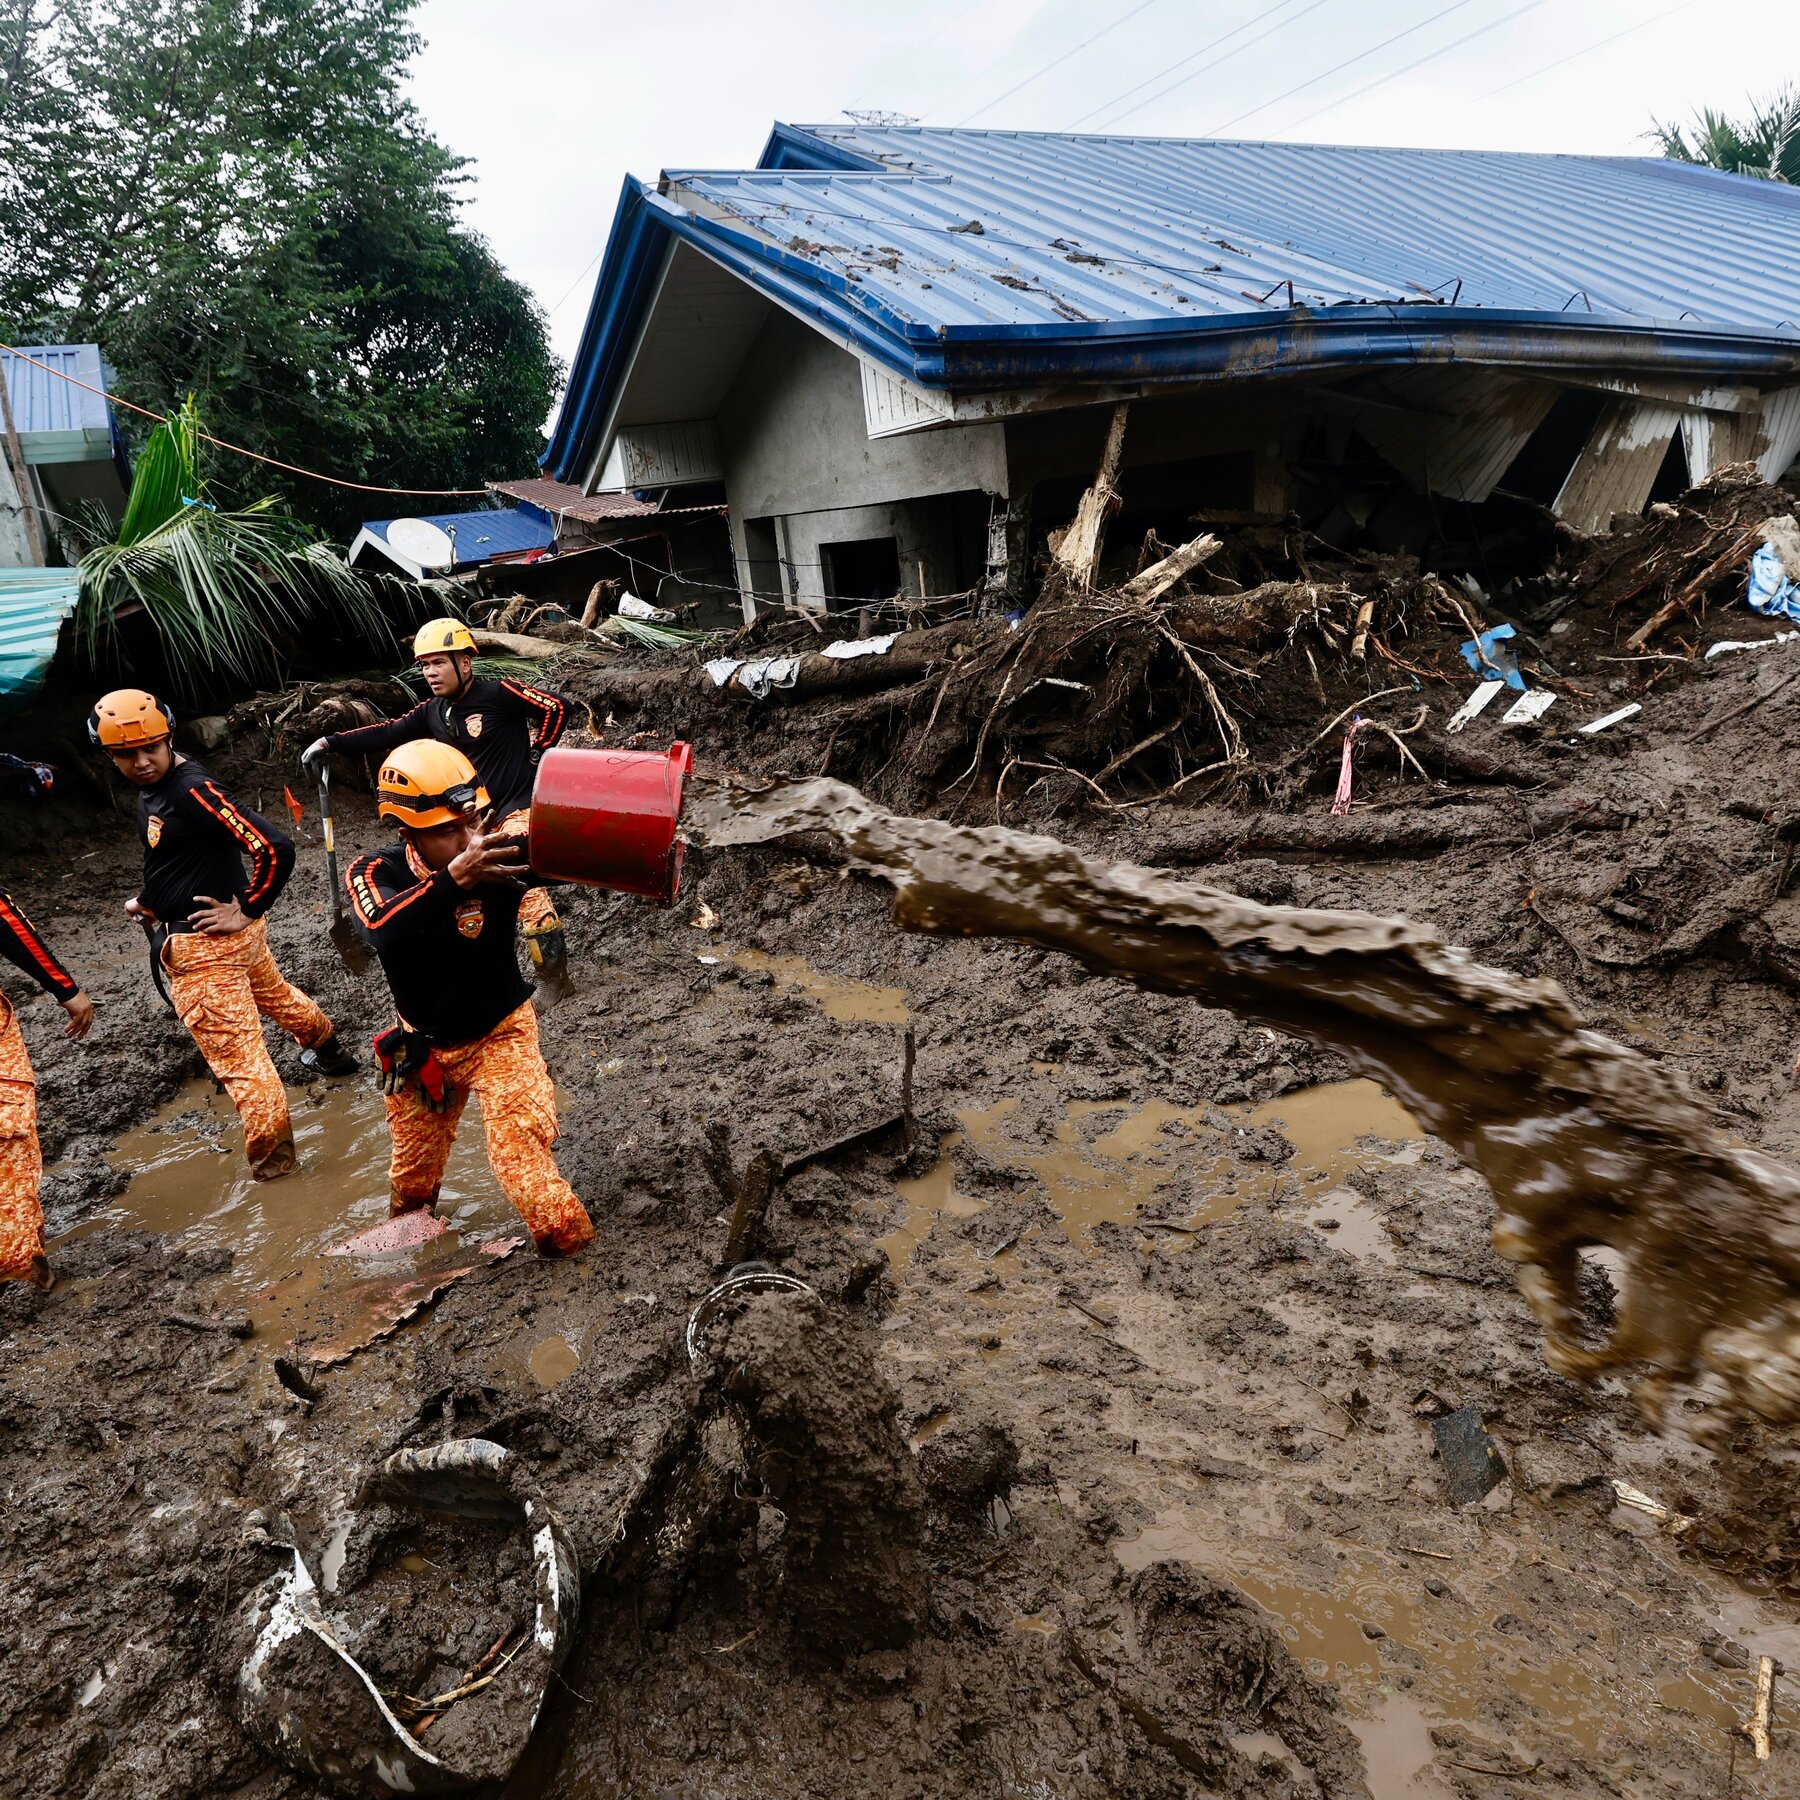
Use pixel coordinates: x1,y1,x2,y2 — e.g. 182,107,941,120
471,627,570,659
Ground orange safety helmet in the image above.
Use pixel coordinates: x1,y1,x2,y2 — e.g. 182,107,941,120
412,617,477,659
88,688,176,749
377,740,488,829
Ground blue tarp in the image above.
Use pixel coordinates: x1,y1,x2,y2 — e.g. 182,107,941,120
0,568,80,717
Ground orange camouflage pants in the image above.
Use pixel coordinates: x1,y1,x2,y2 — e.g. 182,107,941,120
501,808,559,937
385,1000,593,1254
165,919,334,1179
0,996,44,1282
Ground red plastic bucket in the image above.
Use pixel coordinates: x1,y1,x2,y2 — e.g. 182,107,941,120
528,742,693,906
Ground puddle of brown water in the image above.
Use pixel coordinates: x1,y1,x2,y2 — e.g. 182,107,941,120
529,1334,581,1388
60,1076,518,1347
729,948,909,1023
880,1078,1423,1267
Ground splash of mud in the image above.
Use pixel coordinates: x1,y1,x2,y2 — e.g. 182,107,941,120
687,776,1800,1427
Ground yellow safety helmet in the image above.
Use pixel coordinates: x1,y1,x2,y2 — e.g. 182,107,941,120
412,617,477,659
88,688,176,749
377,741,489,830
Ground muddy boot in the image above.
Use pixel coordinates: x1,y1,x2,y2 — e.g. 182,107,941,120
525,925,574,1004
253,1136,298,1182
301,1032,359,1078
25,1251,53,1292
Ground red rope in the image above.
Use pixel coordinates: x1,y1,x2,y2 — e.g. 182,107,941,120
0,342,492,498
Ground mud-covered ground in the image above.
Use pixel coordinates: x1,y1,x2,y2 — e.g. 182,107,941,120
5,574,1800,1798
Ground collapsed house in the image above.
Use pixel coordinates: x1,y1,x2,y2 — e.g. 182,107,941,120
541,125,1800,618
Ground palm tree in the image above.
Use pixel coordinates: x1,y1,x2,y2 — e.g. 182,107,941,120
1651,86,1800,184
74,399,403,699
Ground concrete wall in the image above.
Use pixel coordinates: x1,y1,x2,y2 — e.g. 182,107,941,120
719,311,1006,610
0,454,34,566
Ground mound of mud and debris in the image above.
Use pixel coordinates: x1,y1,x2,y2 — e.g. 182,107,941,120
4,460,1800,1798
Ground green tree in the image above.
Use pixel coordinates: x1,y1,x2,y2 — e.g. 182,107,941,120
0,0,558,540
1651,85,1800,184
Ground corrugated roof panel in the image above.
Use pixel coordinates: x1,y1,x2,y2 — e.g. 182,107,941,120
716,128,1800,336
360,506,554,565
1,345,114,440
0,568,81,715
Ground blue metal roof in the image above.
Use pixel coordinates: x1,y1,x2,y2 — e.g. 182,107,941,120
1,345,118,464
544,125,1800,482
359,506,554,567
0,568,81,716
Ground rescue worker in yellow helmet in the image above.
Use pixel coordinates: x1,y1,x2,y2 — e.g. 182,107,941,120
92,689,357,1180
302,618,574,996
346,740,594,1256
0,885,93,1289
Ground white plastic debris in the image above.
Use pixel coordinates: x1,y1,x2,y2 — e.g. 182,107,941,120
1611,1478,1696,1534
736,655,802,699
1707,629,1800,660
703,657,744,687
617,594,676,621
1446,680,1505,733
819,632,899,660
1501,689,1557,725
1579,702,1642,734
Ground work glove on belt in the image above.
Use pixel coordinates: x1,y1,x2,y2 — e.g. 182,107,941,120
372,1024,453,1112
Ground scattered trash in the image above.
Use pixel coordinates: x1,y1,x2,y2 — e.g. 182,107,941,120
1330,717,1368,817
820,632,899,660
301,1238,525,1367
1431,1404,1508,1504
686,1269,817,1369
695,953,720,965
690,900,720,930
1446,680,1506,733
728,655,802,699
703,656,743,688
1609,1477,1696,1534
1746,518,1800,623
1579,702,1642,734
1458,623,1526,690
617,593,677,622
327,1210,451,1256
236,1439,580,1793
1707,629,1800,659
1500,689,1556,726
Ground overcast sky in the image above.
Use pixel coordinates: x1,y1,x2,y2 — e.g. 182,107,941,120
405,0,1785,381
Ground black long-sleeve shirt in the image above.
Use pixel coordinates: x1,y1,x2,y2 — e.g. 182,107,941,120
322,676,569,816
137,758,294,925
345,843,531,1047
0,886,79,1000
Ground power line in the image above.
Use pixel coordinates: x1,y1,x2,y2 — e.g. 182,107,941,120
1066,0,1311,131
547,245,606,319
920,0,1094,121
1479,0,1698,100
1278,0,1551,133
1205,0,1485,137
956,0,1172,127
842,0,989,112
1092,0,1338,133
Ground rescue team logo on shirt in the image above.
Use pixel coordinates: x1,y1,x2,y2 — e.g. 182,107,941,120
465,713,484,739
145,815,163,848
454,899,484,939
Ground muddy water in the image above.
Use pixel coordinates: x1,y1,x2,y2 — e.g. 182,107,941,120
729,948,910,1023
879,1078,1422,1269
689,776,1800,1426
59,1077,519,1349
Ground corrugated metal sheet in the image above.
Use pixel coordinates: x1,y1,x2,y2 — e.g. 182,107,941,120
488,479,663,523
544,125,1800,483
0,567,80,715
759,127,1800,335
360,506,554,564
1553,399,1684,532
1,345,115,461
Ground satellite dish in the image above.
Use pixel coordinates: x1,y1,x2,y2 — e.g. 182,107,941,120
384,517,457,571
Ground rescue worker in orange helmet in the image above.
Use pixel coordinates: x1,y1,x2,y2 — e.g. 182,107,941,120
346,740,593,1256
302,618,574,996
91,689,357,1180
0,886,93,1289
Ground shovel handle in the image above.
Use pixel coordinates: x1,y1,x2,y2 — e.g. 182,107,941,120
317,765,345,923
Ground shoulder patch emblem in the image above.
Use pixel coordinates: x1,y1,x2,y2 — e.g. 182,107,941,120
145,814,163,848
465,713,484,739
454,899,484,939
